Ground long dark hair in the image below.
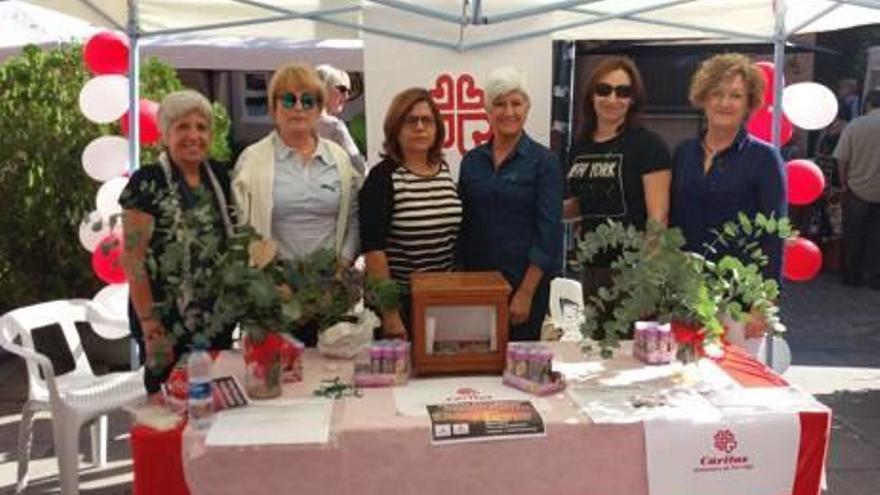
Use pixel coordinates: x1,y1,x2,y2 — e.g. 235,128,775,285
581,56,646,139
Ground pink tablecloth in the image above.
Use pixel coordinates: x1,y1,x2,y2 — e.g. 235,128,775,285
180,344,829,495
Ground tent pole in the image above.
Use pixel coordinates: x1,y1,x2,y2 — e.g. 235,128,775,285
127,0,141,372
769,0,787,371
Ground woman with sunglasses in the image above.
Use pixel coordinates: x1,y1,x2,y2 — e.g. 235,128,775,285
671,54,785,338
359,88,461,339
315,64,366,175
458,67,563,342
564,57,671,337
233,62,360,346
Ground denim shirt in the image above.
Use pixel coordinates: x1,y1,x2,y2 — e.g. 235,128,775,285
458,132,563,288
671,129,787,282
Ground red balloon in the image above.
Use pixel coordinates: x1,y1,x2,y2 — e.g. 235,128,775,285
120,99,161,145
83,31,129,75
747,105,793,145
784,237,822,282
92,232,126,284
754,61,779,106
786,159,825,205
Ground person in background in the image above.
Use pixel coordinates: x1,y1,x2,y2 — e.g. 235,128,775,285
833,89,880,289
837,78,861,122
120,89,235,396
563,56,671,329
233,62,360,346
671,53,786,337
359,88,462,338
458,67,563,342
315,64,366,174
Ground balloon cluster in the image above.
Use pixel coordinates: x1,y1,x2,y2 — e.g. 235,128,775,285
747,62,829,282
79,31,159,291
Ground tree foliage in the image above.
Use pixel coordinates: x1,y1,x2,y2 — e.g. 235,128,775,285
0,44,231,313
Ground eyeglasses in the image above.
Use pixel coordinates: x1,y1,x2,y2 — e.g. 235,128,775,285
595,83,633,99
277,92,318,110
403,115,436,128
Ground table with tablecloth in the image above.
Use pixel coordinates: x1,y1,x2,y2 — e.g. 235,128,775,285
133,342,830,495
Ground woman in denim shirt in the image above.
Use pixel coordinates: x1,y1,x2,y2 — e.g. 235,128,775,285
671,54,786,338
458,67,563,341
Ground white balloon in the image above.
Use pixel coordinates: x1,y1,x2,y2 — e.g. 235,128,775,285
78,210,109,252
782,82,838,130
82,136,129,182
745,336,792,375
96,176,129,219
90,284,131,339
78,75,129,124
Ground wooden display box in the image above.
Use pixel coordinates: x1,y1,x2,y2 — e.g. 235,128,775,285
410,272,511,376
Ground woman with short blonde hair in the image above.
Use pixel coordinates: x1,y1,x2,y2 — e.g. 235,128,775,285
233,61,360,346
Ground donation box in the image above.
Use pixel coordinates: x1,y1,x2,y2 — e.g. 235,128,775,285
410,272,512,376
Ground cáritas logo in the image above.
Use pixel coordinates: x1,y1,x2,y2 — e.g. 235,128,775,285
694,429,753,473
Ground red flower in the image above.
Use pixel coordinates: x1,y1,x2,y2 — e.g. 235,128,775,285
671,321,705,346
244,332,284,367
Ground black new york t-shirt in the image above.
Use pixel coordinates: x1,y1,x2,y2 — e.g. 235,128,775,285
566,127,671,234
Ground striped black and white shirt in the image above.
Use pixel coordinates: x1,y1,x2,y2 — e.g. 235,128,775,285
359,159,462,288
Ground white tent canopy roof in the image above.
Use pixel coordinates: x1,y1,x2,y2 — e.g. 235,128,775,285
0,1,362,70
20,0,880,49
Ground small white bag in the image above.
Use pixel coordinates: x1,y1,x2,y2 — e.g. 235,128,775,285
318,309,380,359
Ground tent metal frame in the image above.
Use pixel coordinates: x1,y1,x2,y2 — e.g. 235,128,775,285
57,0,880,367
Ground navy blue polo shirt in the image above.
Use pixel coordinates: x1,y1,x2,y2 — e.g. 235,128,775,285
458,132,563,288
670,129,787,282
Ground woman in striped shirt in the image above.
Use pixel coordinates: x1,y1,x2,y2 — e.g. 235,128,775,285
359,88,462,339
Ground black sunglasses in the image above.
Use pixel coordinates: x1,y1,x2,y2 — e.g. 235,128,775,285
595,83,633,99
277,92,318,110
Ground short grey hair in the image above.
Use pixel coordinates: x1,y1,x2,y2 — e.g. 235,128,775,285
158,89,214,138
483,66,530,112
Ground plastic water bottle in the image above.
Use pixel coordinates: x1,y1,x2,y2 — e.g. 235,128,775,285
187,348,214,430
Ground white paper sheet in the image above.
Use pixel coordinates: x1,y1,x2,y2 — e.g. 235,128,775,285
567,384,722,424
393,376,538,417
205,399,333,446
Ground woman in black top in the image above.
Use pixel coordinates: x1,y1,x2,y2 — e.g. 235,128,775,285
565,57,671,334
120,90,235,396
359,88,462,338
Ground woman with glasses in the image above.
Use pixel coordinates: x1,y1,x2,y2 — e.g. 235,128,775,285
359,88,462,338
564,57,671,338
458,67,563,342
315,64,366,175
671,54,785,327
233,62,360,346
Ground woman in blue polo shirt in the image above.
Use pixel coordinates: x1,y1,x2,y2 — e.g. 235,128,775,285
458,67,563,342
671,54,787,335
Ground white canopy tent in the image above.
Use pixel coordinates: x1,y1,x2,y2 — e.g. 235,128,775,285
19,0,880,153
14,0,880,365
0,1,362,70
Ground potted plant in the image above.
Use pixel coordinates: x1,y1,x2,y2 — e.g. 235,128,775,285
144,190,399,397
577,213,792,361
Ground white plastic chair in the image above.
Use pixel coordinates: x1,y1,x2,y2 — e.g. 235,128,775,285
0,299,145,495
549,277,585,342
